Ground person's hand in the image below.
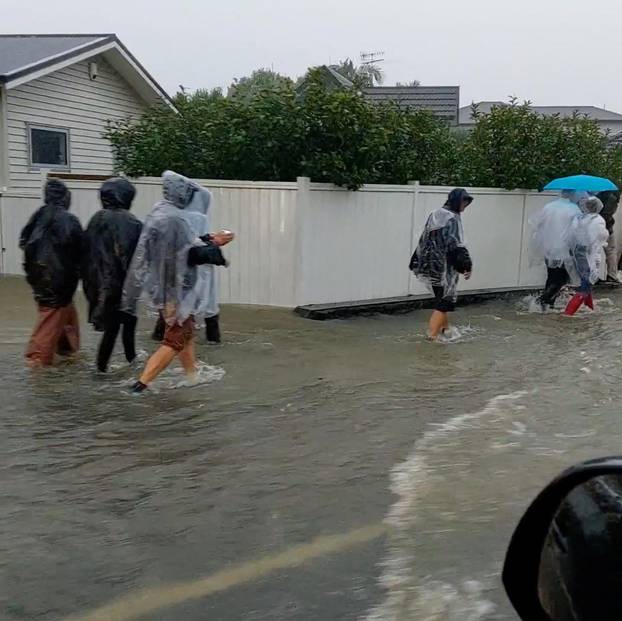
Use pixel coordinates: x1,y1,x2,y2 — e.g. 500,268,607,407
464,271,472,280
212,230,235,247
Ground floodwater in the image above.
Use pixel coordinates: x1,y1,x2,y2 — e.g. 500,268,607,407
2,276,622,621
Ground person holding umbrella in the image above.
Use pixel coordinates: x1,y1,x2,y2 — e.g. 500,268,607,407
530,175,618,311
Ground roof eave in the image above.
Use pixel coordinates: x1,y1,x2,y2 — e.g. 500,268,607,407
1,35,173,109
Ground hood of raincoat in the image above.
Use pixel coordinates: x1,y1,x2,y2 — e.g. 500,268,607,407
182,185,212,237
122,171,216,324
579,196,604,215
445,188,473,213
162,170,197,209
83,179,143,330
100,178,136,210
44,179,71,209
19,179,83,308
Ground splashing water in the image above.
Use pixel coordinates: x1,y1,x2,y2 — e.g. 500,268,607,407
171,362,226,389
436,324,480,344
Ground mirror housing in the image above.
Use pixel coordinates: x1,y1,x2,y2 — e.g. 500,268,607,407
503,457,622,621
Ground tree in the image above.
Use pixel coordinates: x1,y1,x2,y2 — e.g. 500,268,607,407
457,99,622,189
228,69,293,103
105,84,622,192
396,79,421,87
331,57,384,87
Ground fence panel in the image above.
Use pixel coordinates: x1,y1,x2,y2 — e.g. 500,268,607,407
0,193,41,275
299,185,414,305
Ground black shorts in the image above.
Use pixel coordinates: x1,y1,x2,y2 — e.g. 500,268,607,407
432,286,455,312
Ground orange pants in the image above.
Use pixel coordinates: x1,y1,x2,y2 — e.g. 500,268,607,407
162,316,195,352
26,303,80,367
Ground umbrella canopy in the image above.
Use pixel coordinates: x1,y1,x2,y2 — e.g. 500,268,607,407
544,175,618,192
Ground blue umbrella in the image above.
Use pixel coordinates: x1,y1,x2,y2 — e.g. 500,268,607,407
544,174,618,192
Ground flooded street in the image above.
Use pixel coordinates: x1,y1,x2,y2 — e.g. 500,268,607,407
2,276,622,620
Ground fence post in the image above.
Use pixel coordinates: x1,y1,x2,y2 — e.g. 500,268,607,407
294,177,311,307
407,181,420,295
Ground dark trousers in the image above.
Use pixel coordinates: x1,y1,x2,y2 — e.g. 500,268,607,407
539,266,569,307
97,311,137,372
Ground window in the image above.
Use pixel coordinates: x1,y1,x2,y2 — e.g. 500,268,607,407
28,125,70,169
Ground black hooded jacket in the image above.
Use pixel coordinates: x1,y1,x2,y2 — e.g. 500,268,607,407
20,180,84,308
82,178,143,331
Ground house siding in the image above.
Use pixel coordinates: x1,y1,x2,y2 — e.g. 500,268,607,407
6,55,147,193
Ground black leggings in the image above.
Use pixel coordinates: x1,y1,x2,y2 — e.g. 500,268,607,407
97,311,137,372
539,266,569,307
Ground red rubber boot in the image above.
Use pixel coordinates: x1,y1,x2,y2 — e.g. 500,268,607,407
564,293,585,316
585,294,594,310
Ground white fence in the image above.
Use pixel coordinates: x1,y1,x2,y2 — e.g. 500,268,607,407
0,176,600,309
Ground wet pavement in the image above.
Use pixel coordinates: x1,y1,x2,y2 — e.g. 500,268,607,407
2,276,622,620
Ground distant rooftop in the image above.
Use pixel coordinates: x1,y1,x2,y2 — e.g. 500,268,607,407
364,86,460,123
459,101,622,125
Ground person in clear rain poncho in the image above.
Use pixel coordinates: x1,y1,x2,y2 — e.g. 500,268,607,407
563,196,608,316
20,179,84,367
122,171,234,394
529,190,591,310
82,178,142,372
409,188,474,340
151,185,223,343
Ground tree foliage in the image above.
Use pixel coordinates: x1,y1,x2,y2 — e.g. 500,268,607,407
458,100,622,189
331,57,384,87
227,69,293,102
106,84,622,191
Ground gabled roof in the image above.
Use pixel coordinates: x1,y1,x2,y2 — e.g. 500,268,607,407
325,66,354,89
0,34,171,106
363,86,460,123
459,101,622,125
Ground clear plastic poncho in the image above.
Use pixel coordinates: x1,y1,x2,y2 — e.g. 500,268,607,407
122,171,213,325
410,207,466,302
180,186,220,319
565,197,608,286
528,192,586,268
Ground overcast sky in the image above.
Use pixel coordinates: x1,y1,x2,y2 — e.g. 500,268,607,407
2,0,620,110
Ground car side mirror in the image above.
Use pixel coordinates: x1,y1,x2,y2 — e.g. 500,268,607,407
503,457,622,621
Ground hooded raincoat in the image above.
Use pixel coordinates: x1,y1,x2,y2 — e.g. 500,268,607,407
122,171,219,325
529,192,586,269
20,179,84,308
410,188,473,303
566,197,608,289
180,186,219,318
82,178,142,331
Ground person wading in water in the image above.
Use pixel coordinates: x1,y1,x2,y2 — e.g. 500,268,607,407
82,178,143,372
20,179,84,367
410,188,473,340
123,171,234,394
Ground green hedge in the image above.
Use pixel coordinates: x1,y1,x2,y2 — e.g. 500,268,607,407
105,76,622,191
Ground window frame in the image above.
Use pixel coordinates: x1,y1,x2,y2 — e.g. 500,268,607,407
27,123,71,171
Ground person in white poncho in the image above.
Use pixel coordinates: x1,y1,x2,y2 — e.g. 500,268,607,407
563,196,608,315
530,191,585,309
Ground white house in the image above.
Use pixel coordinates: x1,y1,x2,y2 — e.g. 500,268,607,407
0,34,171,194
